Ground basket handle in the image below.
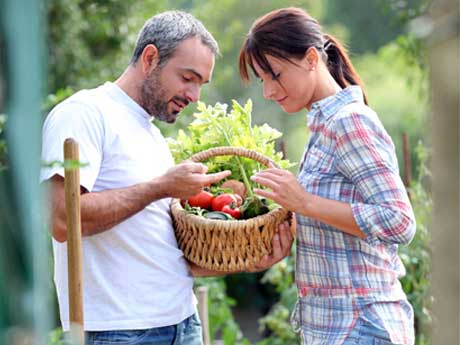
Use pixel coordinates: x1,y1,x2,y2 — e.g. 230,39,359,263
188,146,279,168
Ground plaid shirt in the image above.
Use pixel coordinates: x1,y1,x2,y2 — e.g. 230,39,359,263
292,86,416,344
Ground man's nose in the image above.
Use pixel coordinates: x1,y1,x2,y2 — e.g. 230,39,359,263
185,85,201,103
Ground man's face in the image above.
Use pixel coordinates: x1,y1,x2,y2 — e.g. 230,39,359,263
140,36,215,123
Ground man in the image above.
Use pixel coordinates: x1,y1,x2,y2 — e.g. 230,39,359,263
41,10,293,345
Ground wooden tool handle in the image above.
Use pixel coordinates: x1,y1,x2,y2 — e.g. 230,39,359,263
64,138,84,343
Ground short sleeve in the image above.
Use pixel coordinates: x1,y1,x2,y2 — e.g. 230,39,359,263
40,101,104,192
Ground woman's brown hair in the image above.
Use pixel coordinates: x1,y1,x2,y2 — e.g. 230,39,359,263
239,7,368,104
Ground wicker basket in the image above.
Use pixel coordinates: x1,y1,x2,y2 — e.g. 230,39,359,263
171,146,291,272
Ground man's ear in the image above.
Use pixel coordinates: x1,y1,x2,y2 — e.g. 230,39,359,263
140,44,160,74
304,47,319,71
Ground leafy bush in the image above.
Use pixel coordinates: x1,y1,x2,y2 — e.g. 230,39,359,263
195,277,250,345
399,142,432,344
47,328,69,345
256,256,299,345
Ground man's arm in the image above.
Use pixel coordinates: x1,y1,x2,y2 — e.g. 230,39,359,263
49,175,169,242
187,221,294,277
47,162,231,242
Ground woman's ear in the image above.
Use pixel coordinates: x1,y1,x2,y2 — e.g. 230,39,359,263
304,47,319,71
140,44,160,74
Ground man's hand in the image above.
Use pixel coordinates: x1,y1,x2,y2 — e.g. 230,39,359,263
246,220,294,273
159,161,231,200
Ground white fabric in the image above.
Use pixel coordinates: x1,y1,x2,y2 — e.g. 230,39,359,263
41,82,195,331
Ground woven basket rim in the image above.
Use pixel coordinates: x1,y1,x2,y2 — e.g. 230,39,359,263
186,145,278,167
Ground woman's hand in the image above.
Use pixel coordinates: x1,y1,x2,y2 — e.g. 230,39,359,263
250,166,308,215
246,221,294,273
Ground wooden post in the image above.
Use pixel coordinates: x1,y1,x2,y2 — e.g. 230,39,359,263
401,133,412,201
64,138,84,345
197,286,211,345
402,133,412,188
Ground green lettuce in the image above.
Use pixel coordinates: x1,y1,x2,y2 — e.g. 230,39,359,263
167,99,296,192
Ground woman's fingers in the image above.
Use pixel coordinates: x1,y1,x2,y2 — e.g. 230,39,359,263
253,188,277,201
246,222,294,273
278,221,293,255
253,170,285,180
262,166,285,175
251,175,279,190
271,233,282,257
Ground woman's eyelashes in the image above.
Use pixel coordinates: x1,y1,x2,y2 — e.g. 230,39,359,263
258,73,281,84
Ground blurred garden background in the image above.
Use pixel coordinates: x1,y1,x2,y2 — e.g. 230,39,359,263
1,0,458,344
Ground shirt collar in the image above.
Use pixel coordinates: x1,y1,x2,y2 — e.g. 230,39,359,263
307,85,364,127
103,81,152,122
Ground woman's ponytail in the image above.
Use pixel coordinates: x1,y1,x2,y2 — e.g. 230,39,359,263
323,34,368,105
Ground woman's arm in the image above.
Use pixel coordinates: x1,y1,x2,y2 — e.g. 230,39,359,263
251,169,366,239
251,112,415,245
334,112,415,245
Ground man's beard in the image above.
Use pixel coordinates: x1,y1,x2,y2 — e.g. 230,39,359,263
140,67,188,123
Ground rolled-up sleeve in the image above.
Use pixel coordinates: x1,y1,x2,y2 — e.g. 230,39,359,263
334,111,416,246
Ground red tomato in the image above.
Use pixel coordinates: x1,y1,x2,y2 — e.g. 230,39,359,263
221,204,241,219
211,193,237,211
187,191,214,209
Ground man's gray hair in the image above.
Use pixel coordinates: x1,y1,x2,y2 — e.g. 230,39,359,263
130,11,219,66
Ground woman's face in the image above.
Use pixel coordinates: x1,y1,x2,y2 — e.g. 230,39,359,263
252,53,317,113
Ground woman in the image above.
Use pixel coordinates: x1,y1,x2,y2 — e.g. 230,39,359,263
239,7,416,345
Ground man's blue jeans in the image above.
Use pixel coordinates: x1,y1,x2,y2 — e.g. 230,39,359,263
86,313,203,345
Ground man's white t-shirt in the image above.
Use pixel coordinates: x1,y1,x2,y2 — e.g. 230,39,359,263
41,82,195,331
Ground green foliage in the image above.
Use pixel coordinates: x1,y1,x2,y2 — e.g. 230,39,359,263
399,142,432,344
42,159,89,171
378,35,428,96
47,0,168,93
195,278,250,345
379,0,431,24
167,99,296,191
257,257,299,345
43,88,75,114
47,328,70,345
355,40,428,180
322,0,407,54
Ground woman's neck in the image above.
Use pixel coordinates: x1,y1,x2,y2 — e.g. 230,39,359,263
307,68,342,110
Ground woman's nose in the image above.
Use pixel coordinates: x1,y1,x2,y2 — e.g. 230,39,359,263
263,81,275,100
